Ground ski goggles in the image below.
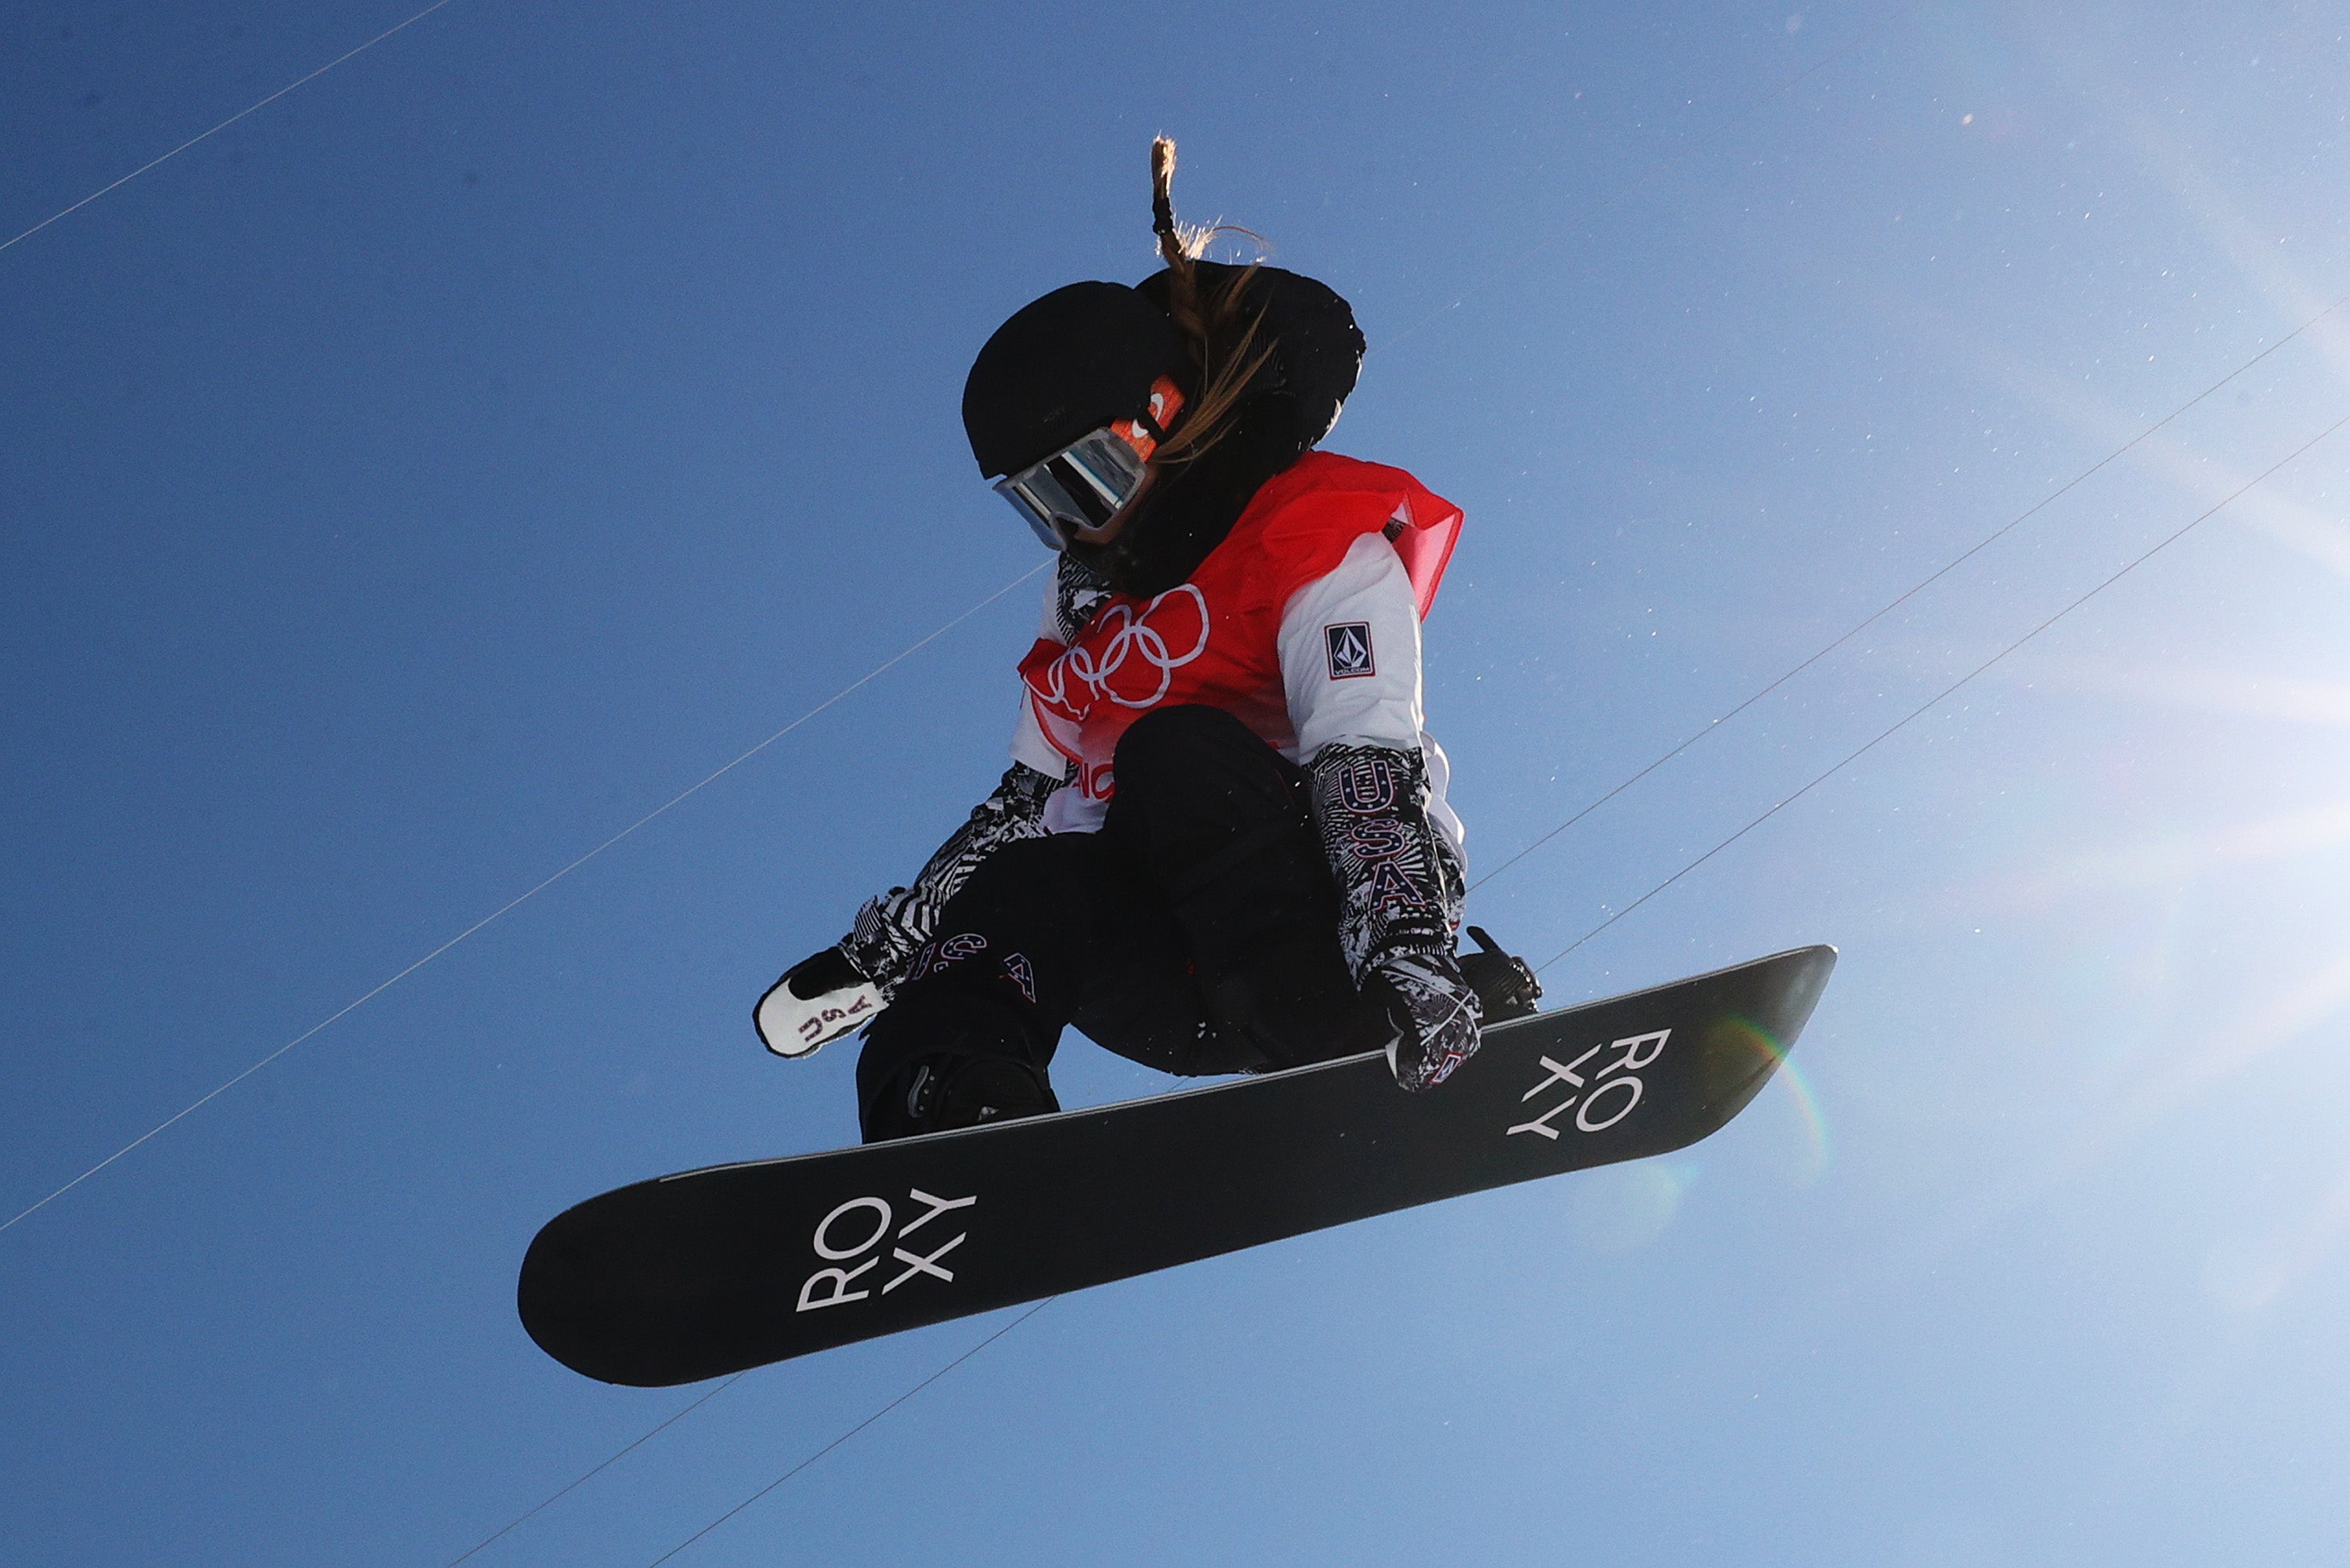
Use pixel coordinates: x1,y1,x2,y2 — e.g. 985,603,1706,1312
993,377,1185,551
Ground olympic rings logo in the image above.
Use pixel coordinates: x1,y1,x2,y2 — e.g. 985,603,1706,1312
1024,584,1211,721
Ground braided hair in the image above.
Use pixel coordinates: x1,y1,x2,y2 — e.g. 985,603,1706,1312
1147,137,1274,464
1072,139,1361,596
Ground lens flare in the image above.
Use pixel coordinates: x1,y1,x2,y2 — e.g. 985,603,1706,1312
1708,1016,1833,1184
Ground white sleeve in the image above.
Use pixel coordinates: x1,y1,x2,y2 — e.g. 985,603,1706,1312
1279,532,1466,857
1009,690,1063,775
1278,532,1427,758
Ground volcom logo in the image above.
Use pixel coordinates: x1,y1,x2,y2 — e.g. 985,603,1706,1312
796,1188,977,1312
1324,620,1376,679
1506,1028,1669,1140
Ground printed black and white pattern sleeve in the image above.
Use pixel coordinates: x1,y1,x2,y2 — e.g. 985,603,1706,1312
1306,742,1468,981
841,558,1104,994
1285,532,1479,1089
839,761,1061,997
1306,742,1479,1089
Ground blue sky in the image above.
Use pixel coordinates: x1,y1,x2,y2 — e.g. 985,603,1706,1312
5,2,2348,1563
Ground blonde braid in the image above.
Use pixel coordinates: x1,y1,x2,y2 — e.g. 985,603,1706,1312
1146,135,1274,463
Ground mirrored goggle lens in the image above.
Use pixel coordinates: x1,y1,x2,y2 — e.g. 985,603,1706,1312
994,427,1149,550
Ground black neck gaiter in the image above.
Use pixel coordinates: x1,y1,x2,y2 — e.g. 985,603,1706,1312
1072,403,1303,598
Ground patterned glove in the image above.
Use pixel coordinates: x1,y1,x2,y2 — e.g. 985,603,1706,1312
755,945,883,1059
1365,949,1483,1091
1307,741,1481,1091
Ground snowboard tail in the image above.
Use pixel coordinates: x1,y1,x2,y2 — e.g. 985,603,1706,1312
520,944,1835,1386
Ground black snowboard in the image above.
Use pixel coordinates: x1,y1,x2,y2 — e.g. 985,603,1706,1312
521,944,1835,1386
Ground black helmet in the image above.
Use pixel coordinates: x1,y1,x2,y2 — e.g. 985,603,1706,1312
962,281,1184,479
961,262,1367,594
1134,262,1365,459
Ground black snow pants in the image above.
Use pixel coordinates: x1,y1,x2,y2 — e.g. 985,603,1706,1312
855,705,1391,1142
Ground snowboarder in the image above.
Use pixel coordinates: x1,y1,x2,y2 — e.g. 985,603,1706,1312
756,139,1535,1142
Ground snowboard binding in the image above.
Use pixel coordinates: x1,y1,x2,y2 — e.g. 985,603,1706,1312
1459,926,1542,1023
865,1053,1061,1143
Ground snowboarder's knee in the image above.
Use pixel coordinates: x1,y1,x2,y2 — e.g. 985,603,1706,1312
1112,705,1296,822
1115,704,1260,771
945,831,1097,913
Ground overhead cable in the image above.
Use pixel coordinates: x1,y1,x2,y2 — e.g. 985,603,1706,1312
443,1373,750,1567
640,1300,1055,1568
1531,406,2350,974
0,0,465,256
1471,288,2350,895
0,562,1047,1236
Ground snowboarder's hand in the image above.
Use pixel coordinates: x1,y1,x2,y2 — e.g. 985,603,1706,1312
755,946,884,1060
1368,950,1482,1092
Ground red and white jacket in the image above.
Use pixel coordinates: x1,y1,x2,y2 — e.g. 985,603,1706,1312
1010,450,1466,851
842,451,1466,993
